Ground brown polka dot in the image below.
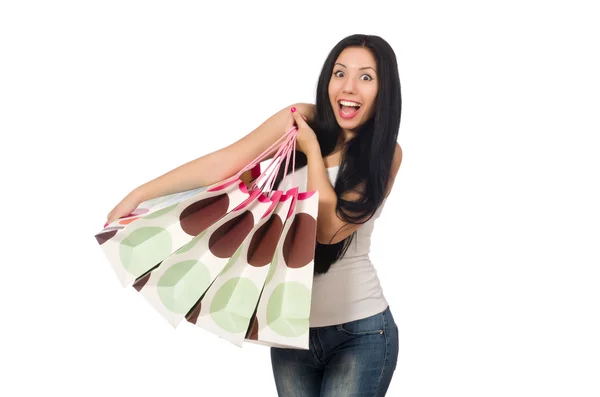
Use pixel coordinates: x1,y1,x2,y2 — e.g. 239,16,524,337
132,273,151,291
247,216,284,267
208,211,254,258
132,263,160,291
95,228,120,245
246,316,259,340
282,213,317,268
185,301,202,324
180,194,229,236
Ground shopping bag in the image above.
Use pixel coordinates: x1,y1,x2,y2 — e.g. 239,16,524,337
132,186,275,327
95,124,297,288
95,175,255,287
98,125,319,349
131,127,302,328
185,189,294,346
243,186,319,350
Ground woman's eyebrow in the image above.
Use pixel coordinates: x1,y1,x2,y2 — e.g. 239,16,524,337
334,62,376,72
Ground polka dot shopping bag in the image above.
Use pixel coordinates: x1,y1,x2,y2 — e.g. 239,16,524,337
243,186,319,349
95,127,319,349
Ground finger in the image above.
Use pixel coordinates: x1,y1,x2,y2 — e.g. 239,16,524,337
291,108,309,128
291,107,308,121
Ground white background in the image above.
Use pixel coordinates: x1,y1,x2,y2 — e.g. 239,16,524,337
1,0,599,396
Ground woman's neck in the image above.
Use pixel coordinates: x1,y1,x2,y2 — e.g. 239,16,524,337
341,128,357,143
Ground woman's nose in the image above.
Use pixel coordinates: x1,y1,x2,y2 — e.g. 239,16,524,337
342,78,356,94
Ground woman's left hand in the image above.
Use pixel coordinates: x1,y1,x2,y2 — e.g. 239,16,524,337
290,107,319,154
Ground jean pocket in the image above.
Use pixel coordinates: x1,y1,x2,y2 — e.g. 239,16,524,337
335,313,385,336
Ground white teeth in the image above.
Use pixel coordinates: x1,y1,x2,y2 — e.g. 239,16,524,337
339,100,361,107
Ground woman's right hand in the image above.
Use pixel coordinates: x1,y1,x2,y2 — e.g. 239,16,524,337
285,103,315,133
106,192,142,226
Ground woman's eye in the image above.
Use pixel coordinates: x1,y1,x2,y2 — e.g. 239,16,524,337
361,74,373,81
334,70,345,78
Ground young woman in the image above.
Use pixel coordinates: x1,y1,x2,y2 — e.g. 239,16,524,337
107,34,403,397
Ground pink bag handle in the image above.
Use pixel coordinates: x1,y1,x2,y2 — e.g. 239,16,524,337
236,127,298,178
251,132,295,190
212,126,298,190
268,129,297,192
251,128,298,192
265,130,297,192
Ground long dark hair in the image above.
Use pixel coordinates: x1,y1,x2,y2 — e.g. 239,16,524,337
274,34,402,274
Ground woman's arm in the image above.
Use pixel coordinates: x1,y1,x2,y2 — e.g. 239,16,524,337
130,103,315,203
289,109,403,245
107,103,315,224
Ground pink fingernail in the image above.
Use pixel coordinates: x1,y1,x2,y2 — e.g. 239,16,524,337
291,107,296,113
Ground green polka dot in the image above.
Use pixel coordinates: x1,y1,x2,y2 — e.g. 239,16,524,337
144,203,178,219
210,277,259,333
265,250,278,285
120,227,172,276
177,231,206,254
219,245,243,276
266,282,310,337
157,260,211,314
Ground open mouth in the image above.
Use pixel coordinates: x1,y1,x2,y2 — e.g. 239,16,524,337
338,100,361,119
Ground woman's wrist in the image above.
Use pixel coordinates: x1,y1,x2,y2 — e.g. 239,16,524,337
130,184,150,204
304,141,322,159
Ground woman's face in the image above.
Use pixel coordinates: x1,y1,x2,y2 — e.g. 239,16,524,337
328,46,379,133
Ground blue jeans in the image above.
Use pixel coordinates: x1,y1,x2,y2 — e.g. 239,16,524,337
270,306,399,396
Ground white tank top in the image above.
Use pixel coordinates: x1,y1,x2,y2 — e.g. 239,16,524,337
277,164,389,327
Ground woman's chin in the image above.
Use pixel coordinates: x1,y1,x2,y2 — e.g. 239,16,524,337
336,117,361,132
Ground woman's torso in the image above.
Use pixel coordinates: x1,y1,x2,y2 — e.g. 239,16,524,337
276,162,389,327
